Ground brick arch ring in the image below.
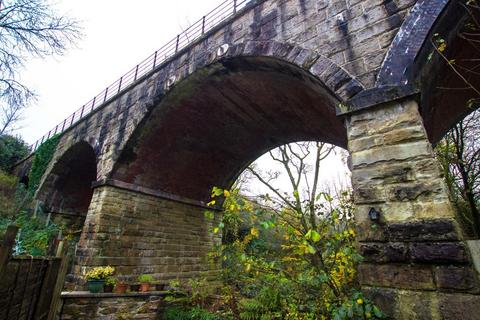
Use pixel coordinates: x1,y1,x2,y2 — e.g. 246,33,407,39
160,40,365,103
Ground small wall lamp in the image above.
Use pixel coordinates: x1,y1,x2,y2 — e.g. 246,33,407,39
368,207,380,221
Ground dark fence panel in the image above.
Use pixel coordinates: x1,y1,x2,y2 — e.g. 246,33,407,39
0,226,68,320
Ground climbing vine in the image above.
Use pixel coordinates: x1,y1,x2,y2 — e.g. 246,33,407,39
28,134,61,194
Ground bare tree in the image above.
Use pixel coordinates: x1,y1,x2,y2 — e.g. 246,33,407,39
0,0,81,135
430,1,480,237
436,110,480,237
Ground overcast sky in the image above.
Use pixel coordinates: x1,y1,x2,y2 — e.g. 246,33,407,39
18,0,220,144
17,0,350,189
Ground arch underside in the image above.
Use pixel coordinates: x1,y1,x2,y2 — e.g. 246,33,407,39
37,141,97,218
405,1,480,143
111,57,347,201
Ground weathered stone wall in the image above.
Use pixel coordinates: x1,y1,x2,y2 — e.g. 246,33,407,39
37,0,418,193
70,183,221,287
345,99,480,319
59,292,165,320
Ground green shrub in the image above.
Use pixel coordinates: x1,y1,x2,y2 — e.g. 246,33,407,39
0,170,18,218
0,135,30,173
138,274,154,283
163,307,222,320
0,211,60,256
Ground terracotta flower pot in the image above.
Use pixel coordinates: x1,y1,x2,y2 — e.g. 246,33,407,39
139,283,151,292
115,283,128,293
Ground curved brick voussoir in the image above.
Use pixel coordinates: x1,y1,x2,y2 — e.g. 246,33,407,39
222,40,364,101
376,0,449,87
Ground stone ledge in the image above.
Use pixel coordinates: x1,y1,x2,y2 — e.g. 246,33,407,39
61,291,167,299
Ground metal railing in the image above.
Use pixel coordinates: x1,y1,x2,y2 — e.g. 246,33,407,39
31,0,252,151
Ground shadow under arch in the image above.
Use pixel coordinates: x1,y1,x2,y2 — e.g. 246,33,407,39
110,56,347,202
377,0,480,143
36,141,97,229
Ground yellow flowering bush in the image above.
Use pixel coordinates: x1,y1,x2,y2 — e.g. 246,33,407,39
85,266,115,280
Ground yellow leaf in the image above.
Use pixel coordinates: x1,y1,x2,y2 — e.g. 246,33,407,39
213,227,219,234
438,42,446,52
207,200,216,207
223,190,231,197
250,227,259,238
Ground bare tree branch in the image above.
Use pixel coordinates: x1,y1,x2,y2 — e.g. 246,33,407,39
0,0,81,134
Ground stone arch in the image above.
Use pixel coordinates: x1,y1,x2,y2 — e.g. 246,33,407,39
376,0,450,87
36,141,97,231
374,0,480,143
109,53,352,202
225,40,365,101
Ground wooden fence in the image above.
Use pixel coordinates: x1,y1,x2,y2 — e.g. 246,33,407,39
0,226,69,320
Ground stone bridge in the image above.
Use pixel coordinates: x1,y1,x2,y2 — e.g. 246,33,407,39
14,0,480,318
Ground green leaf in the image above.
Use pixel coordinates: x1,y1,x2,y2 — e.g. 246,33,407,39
311,230,321,243
306,244,316,254
204,211,214,220
373,306,383,318
305,230,312,240
211,186,224,197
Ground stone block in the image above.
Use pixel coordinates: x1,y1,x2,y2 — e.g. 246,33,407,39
348,134,383,153
394,290,439,320
411,242,469,264
412,201,455,220
387,219,459,242
358,263,435,290
354,205,388,242
351,141,432,168
359,242,408,263
438,292,480,320
362,286,398,317
435,266,477,292
353,185,386,204
383,126,426,146
386,182,441,202
381,201,414,222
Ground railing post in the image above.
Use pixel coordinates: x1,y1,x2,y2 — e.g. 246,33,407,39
202,16,206,34
47,130,51,139
175,35,180,53
61,119,67,132
91,97,96,111
153,51,158,69
118,77,123,93
134,65,139,81
234,0,237,14
104,87,109,103
70,112,75,126
53,125,58,135
33,141,38,151
79,105,85,118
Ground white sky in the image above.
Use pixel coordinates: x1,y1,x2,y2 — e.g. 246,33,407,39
16,0,350,190
18,0,221,144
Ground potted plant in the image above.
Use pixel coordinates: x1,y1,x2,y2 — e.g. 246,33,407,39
85,266,115,293
115,276,128,294
104,276,116,293
138,274,154,292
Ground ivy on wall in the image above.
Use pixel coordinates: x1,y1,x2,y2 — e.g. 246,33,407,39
28,134,61,194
